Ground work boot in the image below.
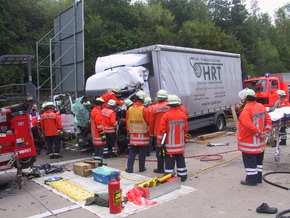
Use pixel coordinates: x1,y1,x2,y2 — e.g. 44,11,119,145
153,169,165,174
139,167,146,172
240,180,257,186
125,168,133,173
256,203,278,214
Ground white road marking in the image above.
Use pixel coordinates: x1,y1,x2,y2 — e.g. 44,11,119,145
27,205,81,218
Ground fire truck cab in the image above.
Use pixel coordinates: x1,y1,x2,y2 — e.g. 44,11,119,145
0,55,37,184
243,73,290,112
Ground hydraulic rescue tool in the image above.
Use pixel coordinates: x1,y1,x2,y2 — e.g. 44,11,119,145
137,173,174,188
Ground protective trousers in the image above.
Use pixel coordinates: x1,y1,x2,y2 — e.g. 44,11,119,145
94,146,103,166
242,152,264,184
154,137,164,171
45,135,61,157
127,145,147,172
164,153,187,182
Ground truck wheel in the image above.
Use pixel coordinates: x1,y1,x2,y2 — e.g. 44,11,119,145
15,157,36,169
210,115,226,132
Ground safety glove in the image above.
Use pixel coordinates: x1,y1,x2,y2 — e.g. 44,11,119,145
99,130,106,142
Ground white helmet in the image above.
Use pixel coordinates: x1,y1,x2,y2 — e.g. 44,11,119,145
125,99,133,107
244,89,256,98
167,95,180,106
107,99,116,107
42,101,55,109
277,90,286,96
112,87,122,93
143,97,152,106
135,90,146,100
94,97,104,104
156,89,168,100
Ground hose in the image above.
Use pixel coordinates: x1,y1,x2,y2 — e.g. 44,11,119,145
263,171,290,191
276,209,290,218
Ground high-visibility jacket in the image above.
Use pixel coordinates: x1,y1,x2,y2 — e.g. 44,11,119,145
149,101,169,136
102,107,117,133
101,91,123,105
178,105,188,118
126,101,150,146
237,101,272,154
90,106,106,146
41,110,64,136
278,98,290,108
156,107,188,155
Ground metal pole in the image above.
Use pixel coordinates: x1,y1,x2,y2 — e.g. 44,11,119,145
49,38,53,101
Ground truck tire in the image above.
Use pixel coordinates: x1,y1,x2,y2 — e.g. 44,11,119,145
210,115,226,132
15,156,36,169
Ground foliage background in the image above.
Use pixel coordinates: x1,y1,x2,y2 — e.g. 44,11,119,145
0,0,290,89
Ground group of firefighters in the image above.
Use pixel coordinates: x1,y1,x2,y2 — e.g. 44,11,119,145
30,85,289,185
30,87,189,182
90,87,189,182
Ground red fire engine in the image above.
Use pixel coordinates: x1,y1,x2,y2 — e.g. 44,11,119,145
0,55,37,187
243,73,290,112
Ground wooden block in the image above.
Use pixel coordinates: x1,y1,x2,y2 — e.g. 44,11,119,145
197,131,226,140
84,169,92,177
73,162,92,177
84,160,100,168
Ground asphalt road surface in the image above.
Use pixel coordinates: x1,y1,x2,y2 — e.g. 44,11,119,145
1,121,290,218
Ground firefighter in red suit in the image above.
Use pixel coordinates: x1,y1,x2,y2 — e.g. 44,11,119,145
100,87,123,106
40,102,64,159
125,90,150,173
102,99,118,158
157,95,188,182
149,89,169,174
143,97,154,156
237,89,272,186
90,97,106,165
276,90,290,145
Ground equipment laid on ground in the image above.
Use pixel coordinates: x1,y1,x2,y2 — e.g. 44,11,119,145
86,44,243,132
92,166,120,185
108,175,122,214
244,73,290,112
136,173,181,199
0,55,37,188
268,107,290,162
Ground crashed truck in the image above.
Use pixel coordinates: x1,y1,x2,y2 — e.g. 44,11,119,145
86,44,243,132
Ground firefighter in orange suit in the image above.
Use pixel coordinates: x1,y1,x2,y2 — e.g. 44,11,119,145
40,102,64,159
157,95,188,182
90,97,106,165
100,87,123,106
237,89,272,186
125,90,150,173
102,99,118,158
149,89,169,174
143,97,153,156
276,90,290,145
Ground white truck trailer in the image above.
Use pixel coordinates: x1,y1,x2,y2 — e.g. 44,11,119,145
86,44,243,131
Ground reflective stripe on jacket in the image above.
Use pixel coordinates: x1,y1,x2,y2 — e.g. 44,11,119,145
126,101,150,146
157,107,188,155
102,107,117,133
149,101,169,136
237,101,272,154
90,106,106,146
40,110,63,136
127,104,148,134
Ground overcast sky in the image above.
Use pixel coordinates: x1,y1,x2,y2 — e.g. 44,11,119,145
244,0,290,18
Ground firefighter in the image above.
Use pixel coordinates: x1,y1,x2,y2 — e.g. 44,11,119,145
143,97,153,156
276,90,290,145
125,90,150,173
124,98,133,108
157,95,188,182
102,99,118,158
100,87,123,106
237,89,272,186
90,97,106,165
149,89,169,174
40,102,64,159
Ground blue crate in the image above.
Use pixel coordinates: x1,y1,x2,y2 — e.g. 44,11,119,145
92,166,120,184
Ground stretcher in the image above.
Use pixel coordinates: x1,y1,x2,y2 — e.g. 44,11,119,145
268,107,290,162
